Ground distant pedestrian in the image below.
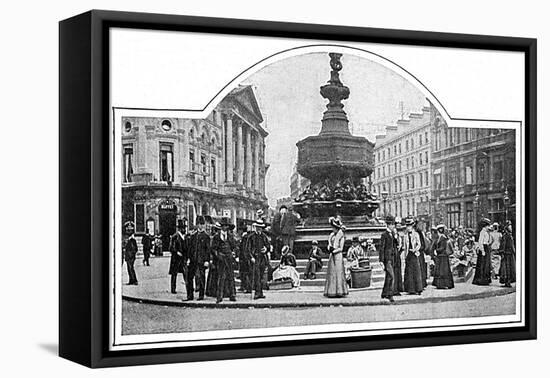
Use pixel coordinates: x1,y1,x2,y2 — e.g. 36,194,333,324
499,222,516,287
141,229,153,266
169,219,189,294
123,221,138,285
238,226,253,293
473,218,493,286
324,217,348,298
272,205,300,256
414,220,429,287
304,240,323,280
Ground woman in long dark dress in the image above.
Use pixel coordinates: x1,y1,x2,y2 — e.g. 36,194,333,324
432,224,454,289
499,223,516,287
415,221,429,288
403,218,424,295
393,222,405,294
473,218,493,286
324,217,348,298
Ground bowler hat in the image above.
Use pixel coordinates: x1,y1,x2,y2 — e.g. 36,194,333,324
352,236,360,243
404,217,415,226
177,218,186,229
124,221,135,231
384,215,395,224
196,215,205,225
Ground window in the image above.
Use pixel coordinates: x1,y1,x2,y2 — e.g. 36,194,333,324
434,173,441,190
419,153,423,165
399,160,402,172
161,119,172,131
406,158,409,169
382,166,386,177
424,171,429,187
398,143,402,153
394,162,397,173
406,176,410,190
124,121,132,133
382,150,385,160
394,179,398,192
159,143,174,182
123,144,133,183
399,177,403,192
425,151,428,164
411,175,415,189
211,158,217,183
411,139,414,149
465,202,474,228
478,161,487,182
419,134,422,146
465,163,473,185
189,150,195,171
200,153,207,174
425,131,428,144
419,172,423,187
394,145,397,155
411,157,415,168
387,148,390,158
135,204,145,233
447,203,461,228
493,157,504,181
405,140,409,151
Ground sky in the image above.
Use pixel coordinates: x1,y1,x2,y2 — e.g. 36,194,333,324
244,52,426,206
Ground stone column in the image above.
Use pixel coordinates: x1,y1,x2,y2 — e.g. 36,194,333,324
225,115,234,183
236,119,244,186
254,132,260,191
245,126,253,189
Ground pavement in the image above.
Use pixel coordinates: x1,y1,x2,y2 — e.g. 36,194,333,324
122,256,516,308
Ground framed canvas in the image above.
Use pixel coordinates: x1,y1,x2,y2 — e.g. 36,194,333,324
59,10,537,368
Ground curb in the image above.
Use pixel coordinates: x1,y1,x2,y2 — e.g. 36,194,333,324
122,286,515,309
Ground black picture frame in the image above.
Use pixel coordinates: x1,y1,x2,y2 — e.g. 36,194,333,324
59,9,537,368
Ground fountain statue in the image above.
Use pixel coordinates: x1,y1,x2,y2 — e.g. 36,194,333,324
292,53,384,251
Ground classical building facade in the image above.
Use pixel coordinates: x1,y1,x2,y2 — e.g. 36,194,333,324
121,85,269,249
372,106,432,219
430,104,516,229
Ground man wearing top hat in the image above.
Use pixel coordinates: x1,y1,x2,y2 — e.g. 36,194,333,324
238,224,253,293
186,215,211,301
123,221,139,285
169,219,189,294
379,215,398,302
246,219,271,300
272,205,299,256
211,217,238,303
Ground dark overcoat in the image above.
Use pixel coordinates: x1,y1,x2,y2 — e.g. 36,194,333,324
168,232,188,275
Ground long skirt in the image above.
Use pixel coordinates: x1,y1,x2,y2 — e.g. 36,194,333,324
419,252,427,287
499,253,516,285
205,263,235,298
472,249,492,286
324,252,349,298
432,255,455,289
404,252,423,294
273,265,300,287
394,253,404,293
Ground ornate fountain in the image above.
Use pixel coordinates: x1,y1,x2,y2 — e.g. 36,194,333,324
292,53,384,250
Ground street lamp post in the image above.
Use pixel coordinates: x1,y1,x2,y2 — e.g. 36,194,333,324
381,190,389,217
503,187,510,222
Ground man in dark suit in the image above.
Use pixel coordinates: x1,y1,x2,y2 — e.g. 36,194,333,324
169,219,188,294
245,219,271,300
123,221,138,285
211,217,237,304
141,228,153,266
379,215,398,302
272,205,300,256
186,216,211,301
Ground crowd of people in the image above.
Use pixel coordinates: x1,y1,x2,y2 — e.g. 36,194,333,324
377,215,516,302
121,206,516,304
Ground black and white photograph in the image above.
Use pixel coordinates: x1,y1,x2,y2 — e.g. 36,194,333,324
109,28,526,351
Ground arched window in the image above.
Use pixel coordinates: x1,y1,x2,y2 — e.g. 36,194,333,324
161,119,172,131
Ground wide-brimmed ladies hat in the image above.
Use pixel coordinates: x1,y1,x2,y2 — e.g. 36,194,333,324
219,217,235,230
384,215,396,224
404,217,415,226
212,221,222,230
479,217,492,227
252,219,267,228
281,245,290,254
436,224,446,232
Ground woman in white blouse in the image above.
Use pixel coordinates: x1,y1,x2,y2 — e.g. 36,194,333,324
324,217,349,298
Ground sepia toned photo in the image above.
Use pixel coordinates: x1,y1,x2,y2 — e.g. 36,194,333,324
109,30,524,351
